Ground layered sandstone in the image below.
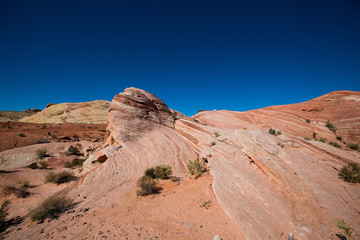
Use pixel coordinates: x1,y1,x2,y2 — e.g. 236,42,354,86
19,100,110,123
2,88,359,240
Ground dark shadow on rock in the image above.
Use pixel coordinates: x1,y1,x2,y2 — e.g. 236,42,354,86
335,233,346,240
0,216,24,233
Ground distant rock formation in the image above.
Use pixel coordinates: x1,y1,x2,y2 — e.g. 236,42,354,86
19,100,110,123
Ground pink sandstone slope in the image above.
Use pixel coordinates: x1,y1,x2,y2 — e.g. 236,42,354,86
3,88,360,240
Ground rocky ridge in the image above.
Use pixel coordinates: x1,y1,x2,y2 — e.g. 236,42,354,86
1,88,359,240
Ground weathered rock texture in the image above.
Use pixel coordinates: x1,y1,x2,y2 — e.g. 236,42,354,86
79,89,360,239
3,89,360,240
19,100,110,123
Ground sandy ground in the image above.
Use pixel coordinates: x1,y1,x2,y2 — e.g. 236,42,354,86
0,122,107,152
2,169,244,240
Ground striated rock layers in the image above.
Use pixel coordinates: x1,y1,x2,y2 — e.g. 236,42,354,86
19,100,110,123
78,88,360,240
7,88,360,240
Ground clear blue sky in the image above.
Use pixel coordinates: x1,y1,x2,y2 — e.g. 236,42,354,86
0,0,359,116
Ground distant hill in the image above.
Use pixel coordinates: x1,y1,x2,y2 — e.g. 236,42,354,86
19,100,110,123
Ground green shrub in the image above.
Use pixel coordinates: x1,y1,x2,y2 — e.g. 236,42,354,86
326,121,337,134
268,128,276,135
136,176,156,196
144,165,172,179
36,148,48,159
45,171,76,184
334,219,355,240
187,158,206,179
200,200,212,209
66,146,80,156
144,167,156,179
154,165,172,179
338,163,360,183
0,200,10,230
319,137,327,143
276,130,282,135
329,141,341,148
346,143,359,150
28,162,39,169
64,158,86,168
336,136,342,141
39,161,49,169
30,196,73,222
18,133,26,137
213,131,220,138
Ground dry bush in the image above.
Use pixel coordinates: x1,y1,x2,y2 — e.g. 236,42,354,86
136,176,156,196
39,161,49,169
64,158,85,168
30,196,73,222
66,146,80,156
2,184,29,198
339,163,360,183
45,171,76,184
36,148,48,159
187,158,206,179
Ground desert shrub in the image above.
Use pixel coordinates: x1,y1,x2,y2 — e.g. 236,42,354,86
187,158,206,179
154,165,172,179
34,138,50,144
2,185,29,198
268,128,276,135
200,200,212,209
2,185,17,195
30,196,73,222
18,133,26,137
346,143,359,150
66,146,80,156
319,137,327,143
338,163,360,183
13,187,29,198
336,136,342,141
276,130,282,135
0,200,10,230
334,219,355,240
39,161,49,169
136,176,156,196
306,119,310,123
144,165,172,179
64,158,86,168
17,180,30,188
326,121,337,134
213,131,220,138
36,148,48,159
329,141,341,148
28,162,39,169
144,167,156,179
45,171,76,184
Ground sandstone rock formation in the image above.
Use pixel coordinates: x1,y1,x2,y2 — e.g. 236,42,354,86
2,88,359,240
77,88,360,239
19,100,110,123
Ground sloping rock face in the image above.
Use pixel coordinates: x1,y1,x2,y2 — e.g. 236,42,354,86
8,89,359,240
79,89,359,239
19,100,110,123
76,88,196,202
